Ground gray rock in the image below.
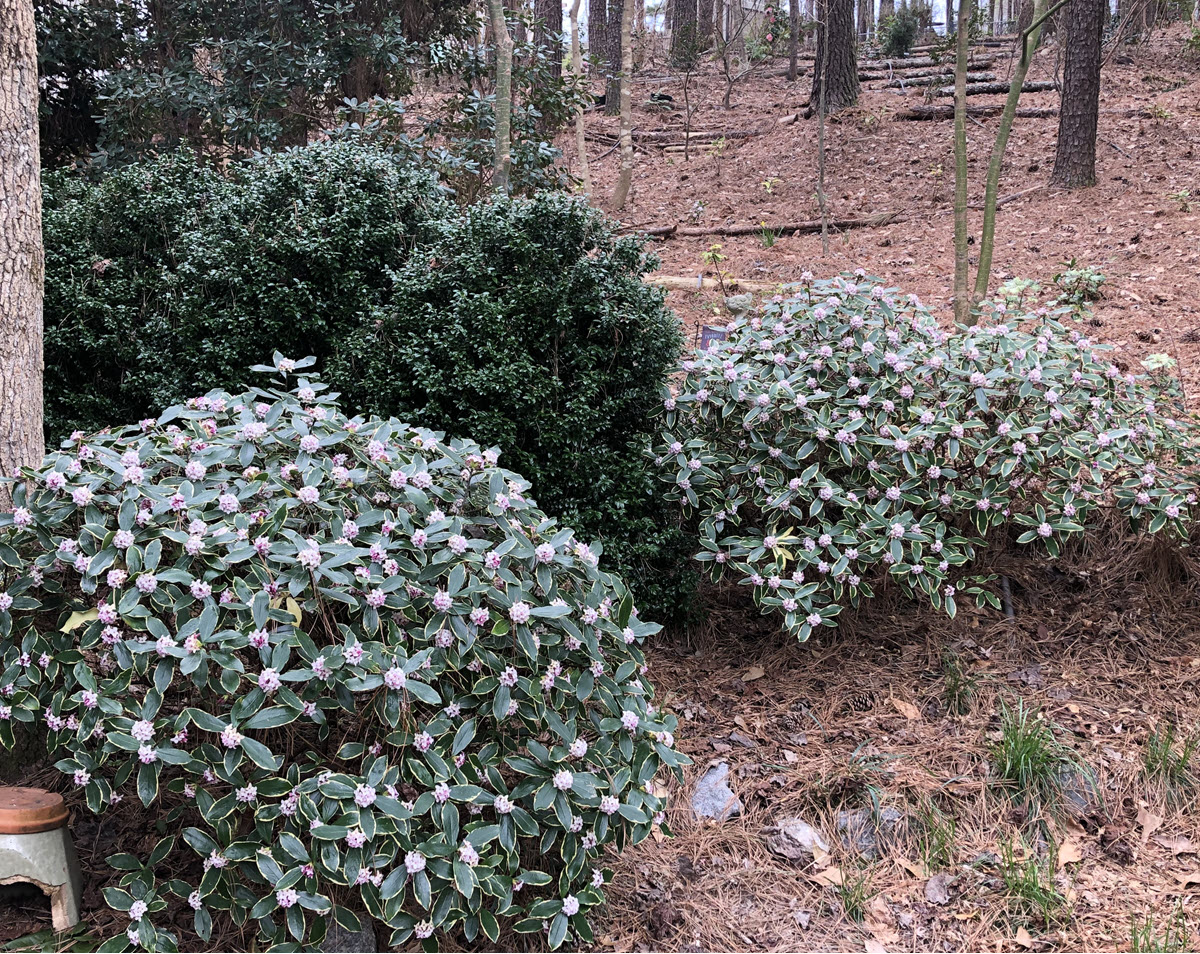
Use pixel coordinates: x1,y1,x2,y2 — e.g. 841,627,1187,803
724,293,755,316
765,816,829,862
319,918,378,953
836,805,907,860
1056,764,1100,815
691,762,742,820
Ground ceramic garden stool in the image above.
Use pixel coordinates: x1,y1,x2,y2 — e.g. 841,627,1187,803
0,787,82,931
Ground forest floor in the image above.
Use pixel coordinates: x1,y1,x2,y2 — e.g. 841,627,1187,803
579,24,1200,394
574,23,1200,954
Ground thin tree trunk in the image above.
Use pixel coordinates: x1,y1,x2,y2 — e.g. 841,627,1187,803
973,0,1062,302
952,0,972,324
1050,0,1102,188
0,0,44,498
487,0,514,193
570,0,592,194
811,0,858,113
612,0,636,209
788,0,802,79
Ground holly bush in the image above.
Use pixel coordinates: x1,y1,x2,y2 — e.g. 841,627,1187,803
0,356,684,952
650,274,1199,641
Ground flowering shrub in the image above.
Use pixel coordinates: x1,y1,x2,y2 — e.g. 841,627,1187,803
0,357,684,951
650,274,1199,641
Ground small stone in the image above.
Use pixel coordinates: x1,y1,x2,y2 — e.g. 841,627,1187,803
765,816,829,862
724,293,754,316
319,917,377,953
691,762,742,820
1056,764,1099,815
836,806,907,860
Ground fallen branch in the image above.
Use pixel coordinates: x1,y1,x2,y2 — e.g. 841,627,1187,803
630,211,904,239
895,103,1058,120
935,79,1057,96
934,184,1046,213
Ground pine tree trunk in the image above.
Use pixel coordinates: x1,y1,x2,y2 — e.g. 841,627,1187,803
604,0,624,115
879,0,895,22
857,0,872,39
533,0,563,79
0,0,44,500
487,0,514,193
811,0,858,113
698,0,715,46
612,0,636,209
589,0,613,101
671,0,700,67
1050,0,1102,188
788,0,801,79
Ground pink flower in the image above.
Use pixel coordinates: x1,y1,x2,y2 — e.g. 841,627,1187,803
509,601,531,624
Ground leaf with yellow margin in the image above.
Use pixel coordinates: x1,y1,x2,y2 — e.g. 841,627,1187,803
61,608,100,633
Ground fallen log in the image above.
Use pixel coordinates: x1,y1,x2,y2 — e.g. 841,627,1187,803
629,211,904,239
934,79,1057,96
874,71,997,86
859,55,993,70
894,103,1058,120
645,275,781,293
585,128,762,145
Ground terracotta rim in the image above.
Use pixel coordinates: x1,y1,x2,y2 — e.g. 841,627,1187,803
0,787,69,834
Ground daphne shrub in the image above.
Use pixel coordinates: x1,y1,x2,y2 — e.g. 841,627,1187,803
0,356,684,952
650,274,1199,641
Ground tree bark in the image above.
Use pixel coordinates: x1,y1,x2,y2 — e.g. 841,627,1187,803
1050,0,1102,188
569,0,592,194
612,0,636,209
857,0,872,38
0,0,44,497
604,0,624,115
952,0,972,324
879,0,895,21
670,0,700,67
810,0,858,112
487,0,513,193
533,0,563,79
788,0,802,79
698,0,715,46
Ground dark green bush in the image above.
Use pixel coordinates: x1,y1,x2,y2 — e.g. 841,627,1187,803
43,144,694,618
43,143,449,436
879,8,921,57
332,193,695,620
